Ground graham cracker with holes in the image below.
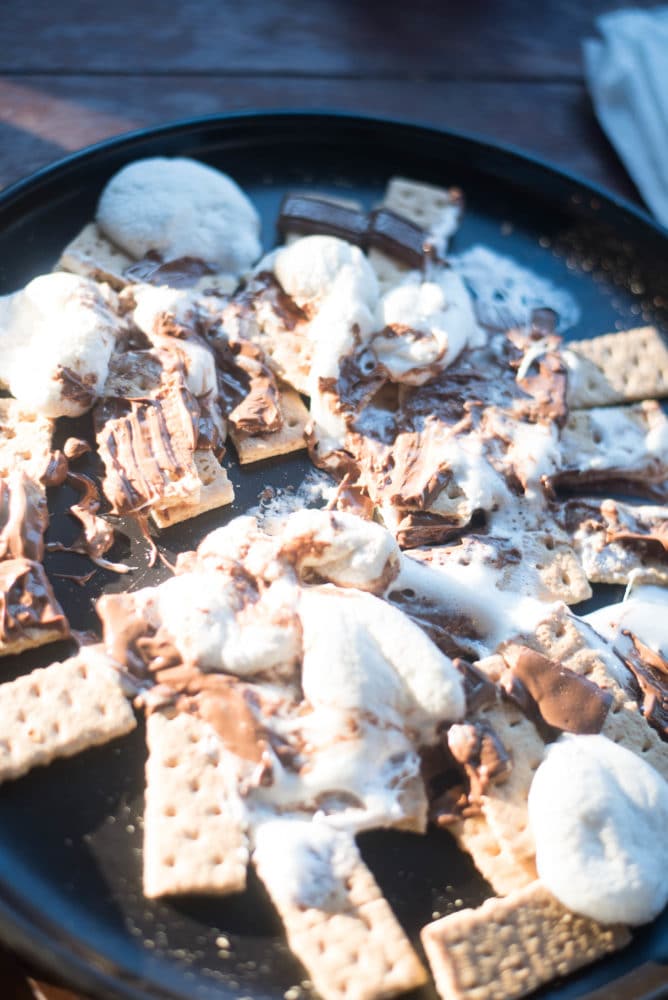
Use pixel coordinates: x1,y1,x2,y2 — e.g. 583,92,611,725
450,812,538,898
143,710,249,898
0,646,135,783
0,558,69,657
566,326,668,407
369,177,464,292
563,498,668,587
150,450,234,528
0,399,53,482
230,387,309,465
409,531,591,605
421,880,631,1000
253,828,427,1000
557,400,668,492
524,607,668,782
448,653,546,888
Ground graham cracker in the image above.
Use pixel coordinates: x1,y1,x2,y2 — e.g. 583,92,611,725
143,710,249,898
230,387,309,465
369,177,464,292
558,400,668,489
0,558,69,658
565,498,668,587
450,812,538,897
249,325,312,396
524,608,668,782
253,829,427,1000
411,531,591,605
567,326,668,407
0,399,53,482
150,450,234,528
58,221,238,297
421,880,631,1000
57,222,134,291
0,646,135,784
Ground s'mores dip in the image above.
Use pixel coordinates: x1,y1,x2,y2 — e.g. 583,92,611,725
0,155,666,1000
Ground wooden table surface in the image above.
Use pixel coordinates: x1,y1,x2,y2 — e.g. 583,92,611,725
0,1,663,997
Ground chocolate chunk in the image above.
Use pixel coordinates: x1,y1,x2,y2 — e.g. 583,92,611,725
447,720,512,801
41,450,69,488
499,643,612,738
278,193,369,245
368,208,431,269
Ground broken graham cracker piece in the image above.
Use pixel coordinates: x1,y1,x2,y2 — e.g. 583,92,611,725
143,710,249,898
150,450,234,529
450,812,537,897
369,177,464,292
566,326,668,407
523,607,668,783
0,646,135,784
421,880,631,1000
230,387,310,465
0,399,53,482
0,558,69,658
253,821,428,1000
57,221,134,291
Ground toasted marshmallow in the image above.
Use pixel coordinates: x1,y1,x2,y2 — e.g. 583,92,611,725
528,734,668,925
279,508,400,594
96,157,261,274
0,272,118,417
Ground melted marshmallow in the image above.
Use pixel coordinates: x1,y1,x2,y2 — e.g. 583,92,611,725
0,272,118,417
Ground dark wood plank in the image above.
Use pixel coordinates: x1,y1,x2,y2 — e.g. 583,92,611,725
0,0,664,78
0,75,638,201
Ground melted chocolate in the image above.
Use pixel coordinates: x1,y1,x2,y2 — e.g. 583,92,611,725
499,643,612,738
453,658,498,714
213,336,282,435
56,366,98,410
41,450,69,488
621,631,668,740
123,251,215,289
95,370,200,515
63,437,92,462
0,558,68,642
0,474,48,562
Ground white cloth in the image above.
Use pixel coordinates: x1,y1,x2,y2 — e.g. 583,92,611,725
584,7,668,227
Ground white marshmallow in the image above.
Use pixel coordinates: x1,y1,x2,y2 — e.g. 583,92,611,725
528,734,668,925
272,235,378,312
299,586,464,744
0,272,118,417
279,509,400,593
96,157,261,273
376,269,482,384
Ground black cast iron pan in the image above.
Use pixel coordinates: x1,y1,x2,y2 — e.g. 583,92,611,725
0,112,666,1000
